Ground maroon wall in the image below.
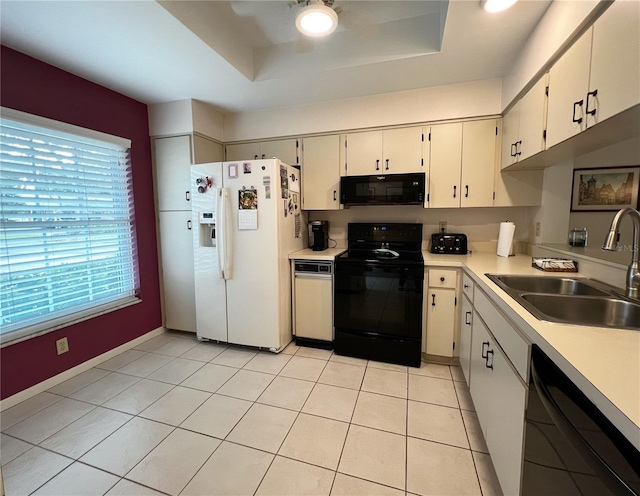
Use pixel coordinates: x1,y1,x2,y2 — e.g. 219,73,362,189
1,46,162,399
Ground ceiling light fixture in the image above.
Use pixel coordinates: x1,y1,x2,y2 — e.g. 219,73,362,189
295,0,338,38
481,0,518,13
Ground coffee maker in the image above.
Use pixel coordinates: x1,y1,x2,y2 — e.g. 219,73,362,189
308,221,329,251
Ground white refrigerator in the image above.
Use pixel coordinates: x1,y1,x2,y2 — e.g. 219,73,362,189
191,159,305,352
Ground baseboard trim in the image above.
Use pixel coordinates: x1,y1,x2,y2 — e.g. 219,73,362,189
0,327,166,411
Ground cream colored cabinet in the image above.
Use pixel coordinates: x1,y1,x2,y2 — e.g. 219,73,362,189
153,134,223,333
428,120,496,208
502,77,547,169
424,268,458,358
226,139,300,166
460,119,497,208
470,314,527,496
293,269,333,342
301,135,341,210
428,123,462,208
343,127,426,176
587,0,640,127
547,0,640,148
468,287,529,496
158,210,196,332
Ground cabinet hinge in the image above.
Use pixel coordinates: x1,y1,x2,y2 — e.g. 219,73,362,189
543,130,547,141
421,133,424,142
453,342,456,350
427,193,430,202
493,192,496,200
421,158,424,166
455,297,457,306
428,132,431,141
296,139,299,149
345,139,347,148
495,127,498,136
545,86,549,97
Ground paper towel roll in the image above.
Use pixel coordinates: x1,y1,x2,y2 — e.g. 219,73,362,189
497,221,516,257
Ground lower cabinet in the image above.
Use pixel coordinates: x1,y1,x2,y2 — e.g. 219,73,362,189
468,288,528,496
459,293,473,384
424,268,459,357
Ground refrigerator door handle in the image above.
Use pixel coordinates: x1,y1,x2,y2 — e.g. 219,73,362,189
217,187,233,280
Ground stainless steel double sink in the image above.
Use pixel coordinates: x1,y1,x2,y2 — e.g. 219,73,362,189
485,274,640,331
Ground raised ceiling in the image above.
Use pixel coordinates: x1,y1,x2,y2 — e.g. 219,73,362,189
0,1,551,114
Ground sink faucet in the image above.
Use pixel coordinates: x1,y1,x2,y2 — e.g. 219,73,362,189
602,207,640,300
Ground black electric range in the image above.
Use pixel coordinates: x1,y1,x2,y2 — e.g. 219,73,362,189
333,223,424,367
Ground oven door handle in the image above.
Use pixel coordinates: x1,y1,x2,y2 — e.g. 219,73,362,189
531,358,637,495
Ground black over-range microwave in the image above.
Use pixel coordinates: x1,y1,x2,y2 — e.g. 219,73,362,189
340,173,425,206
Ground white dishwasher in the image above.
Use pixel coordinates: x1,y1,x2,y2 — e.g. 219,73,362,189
294,260,333,347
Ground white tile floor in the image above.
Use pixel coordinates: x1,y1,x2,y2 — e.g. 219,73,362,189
1,331,504,496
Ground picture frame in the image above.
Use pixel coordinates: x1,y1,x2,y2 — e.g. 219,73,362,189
570,166,640,212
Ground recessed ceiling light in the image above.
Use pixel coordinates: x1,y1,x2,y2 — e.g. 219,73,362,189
296,0,339,38
481,0,518,13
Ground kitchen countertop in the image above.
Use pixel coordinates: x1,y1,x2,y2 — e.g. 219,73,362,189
422,251,640,449
288,248,346,261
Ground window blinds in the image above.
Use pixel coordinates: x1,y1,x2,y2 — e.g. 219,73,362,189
0,110,139,344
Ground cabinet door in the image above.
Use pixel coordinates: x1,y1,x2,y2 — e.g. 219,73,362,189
546,29,592,148
158,211,196,332
517,77,547,161
426,288,456,357
261,139,299,166
382,127,424,173
460,120,496,208
193,135,223,164
486,340,527,496
469,315,492,441
345,131,383,175
154,135,192,212
588,0,640,126
428,123,462,208
225,142,261,161
294,275,333,341
500,101,520,170
301,135,341,210
459,295,473,386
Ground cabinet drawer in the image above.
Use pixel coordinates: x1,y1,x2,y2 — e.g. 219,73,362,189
428,269,457,289
462,271,474,301
474,288,529,381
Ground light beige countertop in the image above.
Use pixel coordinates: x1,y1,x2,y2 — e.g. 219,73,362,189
289,248,346,261
422,251,640,449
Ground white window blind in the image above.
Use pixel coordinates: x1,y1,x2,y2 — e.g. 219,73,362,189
0,109,139,345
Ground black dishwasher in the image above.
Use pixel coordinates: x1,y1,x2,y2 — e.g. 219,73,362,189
523,345,640,495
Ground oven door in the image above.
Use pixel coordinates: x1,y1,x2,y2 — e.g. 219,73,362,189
334,261,423,338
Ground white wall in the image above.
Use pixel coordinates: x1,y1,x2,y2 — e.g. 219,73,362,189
223,79,502,142
308,206,535,251
148,99,225,140
502,0,603,110
568,138,640,250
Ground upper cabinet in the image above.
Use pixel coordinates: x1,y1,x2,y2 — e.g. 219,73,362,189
501,77,547,169
226,138,300,166
343,127,426,175
428,120,497,208
301,135,341,210
546,0,640,149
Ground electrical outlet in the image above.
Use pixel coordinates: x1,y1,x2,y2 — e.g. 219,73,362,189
535,222,541,237
56,337,69,355
439,221,447,233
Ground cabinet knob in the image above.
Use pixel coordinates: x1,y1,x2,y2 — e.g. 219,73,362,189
185,191,190,201
586,89,598,116
515,140,522,156
262,154,266,159
465,311,471,325
464,284,469,289
375,159,380,171
333,190,337,201
187,220,192,230
510,143,517,157
465,185,469,198
385,159,389,170
431,294,436,306
254,155,259,160
440,277,445,282
453,185,457,198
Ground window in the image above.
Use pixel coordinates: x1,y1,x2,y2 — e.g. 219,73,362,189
0,108,139,345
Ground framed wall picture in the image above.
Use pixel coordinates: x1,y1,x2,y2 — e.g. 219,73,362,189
571,166,640,212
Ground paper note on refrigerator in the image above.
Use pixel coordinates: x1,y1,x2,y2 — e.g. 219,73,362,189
238,209,258,230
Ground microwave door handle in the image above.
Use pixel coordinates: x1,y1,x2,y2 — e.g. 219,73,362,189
531,359,636,495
